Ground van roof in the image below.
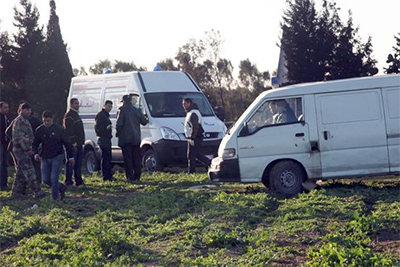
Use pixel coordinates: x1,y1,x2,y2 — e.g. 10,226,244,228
261,74,400,99
71,71,201,93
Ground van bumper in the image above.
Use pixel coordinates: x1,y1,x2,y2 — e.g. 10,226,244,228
208,157,241,182
153,139,221,166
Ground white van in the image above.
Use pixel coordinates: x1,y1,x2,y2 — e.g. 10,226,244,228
208,74,400,197
67,71,227,173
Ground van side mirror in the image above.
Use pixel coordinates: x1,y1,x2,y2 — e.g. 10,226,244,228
239,122,249,136
214,106,226,122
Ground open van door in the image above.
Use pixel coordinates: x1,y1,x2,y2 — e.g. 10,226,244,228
315,89,389,178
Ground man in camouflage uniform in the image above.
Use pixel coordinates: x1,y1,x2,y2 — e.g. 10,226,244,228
10,103,45,198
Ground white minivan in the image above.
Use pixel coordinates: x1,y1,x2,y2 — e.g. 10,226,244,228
67,71,227,173
208,74,400,197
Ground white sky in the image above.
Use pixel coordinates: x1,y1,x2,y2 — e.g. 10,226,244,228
0,0,399,75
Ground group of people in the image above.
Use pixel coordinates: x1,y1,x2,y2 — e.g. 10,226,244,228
0,99,84,200
0,95,210,200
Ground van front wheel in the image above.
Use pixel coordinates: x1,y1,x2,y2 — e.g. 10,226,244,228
83,150,99,175
142,149,164,173
269,161,305,197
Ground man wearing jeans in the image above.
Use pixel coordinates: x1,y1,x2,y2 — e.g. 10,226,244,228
63,98,84,186
33,110,75,200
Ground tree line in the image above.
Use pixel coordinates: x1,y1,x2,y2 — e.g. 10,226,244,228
1,0,399,123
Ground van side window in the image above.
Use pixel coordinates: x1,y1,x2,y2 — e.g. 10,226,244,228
246,97,303,134
72,81,102,114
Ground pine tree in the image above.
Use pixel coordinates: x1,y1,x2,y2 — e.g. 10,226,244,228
385,33,400,74
280,0,378,84
281,0,321,84
12,0,44,102
0,30,24,114
26,0,73,122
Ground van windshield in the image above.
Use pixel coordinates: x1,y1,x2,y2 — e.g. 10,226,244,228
144,92,214,118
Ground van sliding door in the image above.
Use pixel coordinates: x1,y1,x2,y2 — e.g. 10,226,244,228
315,89,389,178
382,87,400,173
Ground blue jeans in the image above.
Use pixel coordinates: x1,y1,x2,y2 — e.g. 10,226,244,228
0,144,9,188
42,153,64,200
65,146,83,185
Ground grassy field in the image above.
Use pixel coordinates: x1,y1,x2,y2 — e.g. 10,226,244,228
0,170,399,266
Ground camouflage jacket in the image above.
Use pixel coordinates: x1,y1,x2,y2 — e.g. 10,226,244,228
12,115,34,152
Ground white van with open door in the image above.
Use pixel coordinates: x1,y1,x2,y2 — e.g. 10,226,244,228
67,71,227,174
208,74,400,197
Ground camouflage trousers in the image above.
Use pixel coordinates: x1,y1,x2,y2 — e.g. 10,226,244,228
11,148,42,196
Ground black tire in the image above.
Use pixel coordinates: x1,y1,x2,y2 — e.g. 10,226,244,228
269,161,305,197
142,149,164,173
82,150,99,175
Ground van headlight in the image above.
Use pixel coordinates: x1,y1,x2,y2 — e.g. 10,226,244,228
222,148,236,159
160,127,180,141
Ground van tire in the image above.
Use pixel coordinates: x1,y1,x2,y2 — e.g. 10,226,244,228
142,149,164,173
269,161,305,197
83,150,99,175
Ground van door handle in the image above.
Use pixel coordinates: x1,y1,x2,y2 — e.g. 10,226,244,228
295,133,304,137
323,131,329,140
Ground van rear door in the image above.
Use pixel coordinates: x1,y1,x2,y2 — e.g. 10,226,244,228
315,89,389,178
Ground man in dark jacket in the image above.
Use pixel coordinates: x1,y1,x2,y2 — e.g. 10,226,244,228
95,100,114,181
183,98,211,174
33,110,75,200
63,98,85,186
116,94,148,182
28,111,43,184
0,101,10,190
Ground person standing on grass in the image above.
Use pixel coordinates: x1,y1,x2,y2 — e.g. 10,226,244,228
0,101,10,191
63,98,85,186
95,100,114,182
33,110,75,200
10,103,45,198
27,109,43,184
116,94,148,183
182,98,211,174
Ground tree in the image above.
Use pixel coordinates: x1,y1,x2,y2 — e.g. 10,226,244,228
328,13,377,80
25,0,73,122
156,58,179,71
385,33,400,74
238,59,271,97
174,30,234,108
89,59,146,74
89,59,112,74
73,66,88,77
114,60,144,72
0,28,24,115
281,0,321,84
12,0,44,100
280,0,378,84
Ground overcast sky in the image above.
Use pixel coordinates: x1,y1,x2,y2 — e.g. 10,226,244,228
1,0,399,75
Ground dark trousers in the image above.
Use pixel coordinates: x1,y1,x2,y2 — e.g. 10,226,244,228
0,144,8,188
66,146,83,185
99,140,112,180
121,144,141,181
187,136,211,173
